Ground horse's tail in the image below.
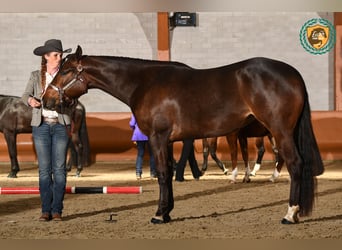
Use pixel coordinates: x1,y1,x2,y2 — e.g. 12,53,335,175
78,103,93,167
295,88,324,216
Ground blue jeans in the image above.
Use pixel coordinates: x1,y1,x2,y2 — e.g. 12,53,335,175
135,141,156,176
33,122,70,215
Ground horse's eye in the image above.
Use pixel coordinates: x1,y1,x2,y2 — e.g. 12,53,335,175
60,69,72,75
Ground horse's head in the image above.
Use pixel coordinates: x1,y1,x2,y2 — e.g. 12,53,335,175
43,45,88,112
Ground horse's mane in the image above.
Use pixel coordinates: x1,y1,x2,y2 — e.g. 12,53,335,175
99,55,191,68
66,53,192,69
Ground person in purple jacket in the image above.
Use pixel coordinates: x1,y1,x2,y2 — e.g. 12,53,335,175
129,114,157,180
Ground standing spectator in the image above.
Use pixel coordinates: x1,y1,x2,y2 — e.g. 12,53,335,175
129,114,157,180
175,139,202,182
21,39,72,221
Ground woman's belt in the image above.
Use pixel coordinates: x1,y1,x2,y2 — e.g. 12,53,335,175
43,116,58,124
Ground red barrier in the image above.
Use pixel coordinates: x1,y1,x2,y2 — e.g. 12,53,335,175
0,187,40,194
0,186,142,195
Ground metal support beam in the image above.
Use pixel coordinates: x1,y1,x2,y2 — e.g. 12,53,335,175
157,12,170,61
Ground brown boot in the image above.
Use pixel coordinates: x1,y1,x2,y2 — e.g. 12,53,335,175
52,213,62,221
39,213,51,221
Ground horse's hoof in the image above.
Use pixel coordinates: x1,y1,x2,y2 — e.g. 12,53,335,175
249,172,256,177
281,218,298,224
150,217,164,224
223,169,229,175
243,178,251,183
163,214,171,223
282,205,300,224
150,215,171,224
7,172,18,178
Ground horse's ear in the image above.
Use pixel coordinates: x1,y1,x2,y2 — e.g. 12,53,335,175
75,45,83,61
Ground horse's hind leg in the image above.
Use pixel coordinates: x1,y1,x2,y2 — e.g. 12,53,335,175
72,134,84,177
201,138,209,172
275,135,302,224
238,135,251,183
4,132,20,178
66,140,82,177
250,137,265,176
202,137,228,175
226,133,239,183
211,152,228,175
75,145,84,177
66,142,73,172
208,137,228,175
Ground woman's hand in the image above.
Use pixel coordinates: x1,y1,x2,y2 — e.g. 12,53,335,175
28,97,41,108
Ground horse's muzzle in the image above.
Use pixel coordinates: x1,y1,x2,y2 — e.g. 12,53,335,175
43,98,59,111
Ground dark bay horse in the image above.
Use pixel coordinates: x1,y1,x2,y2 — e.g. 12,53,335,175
202,119,284,182
42,45,324,224
0,94,91,178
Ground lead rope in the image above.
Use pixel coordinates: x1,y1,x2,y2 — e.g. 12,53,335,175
58,87,73,138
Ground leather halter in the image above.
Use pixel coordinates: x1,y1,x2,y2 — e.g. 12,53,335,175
46,63,85,137
48,63,84,106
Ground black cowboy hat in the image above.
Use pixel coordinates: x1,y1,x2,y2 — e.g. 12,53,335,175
33,39,72,56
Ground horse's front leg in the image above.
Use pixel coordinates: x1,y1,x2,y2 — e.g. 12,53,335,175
149,135,174,224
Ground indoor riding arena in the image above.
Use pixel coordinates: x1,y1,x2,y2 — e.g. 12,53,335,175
0,2,342,240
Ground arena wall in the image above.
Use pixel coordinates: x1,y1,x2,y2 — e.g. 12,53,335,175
1,111,341,167
0,12,340,166
0,12,335,111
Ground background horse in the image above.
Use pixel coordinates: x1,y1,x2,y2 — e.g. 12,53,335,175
43,46,324,225
202,120,284,182
0,94,91,178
